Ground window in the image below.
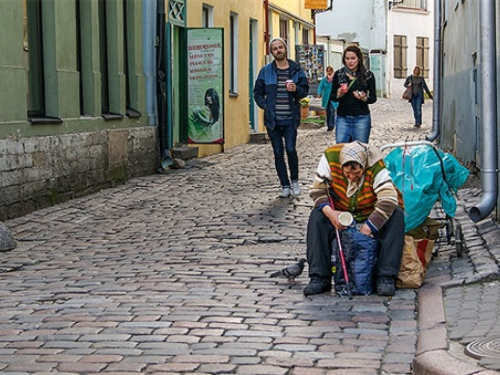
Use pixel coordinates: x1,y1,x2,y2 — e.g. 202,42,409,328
279,19,288,43
302,28,309,45
402,0,427,10
416,37,430,78
202,4,213,27
25,0,45,118
393,35,407,78
229,12,238,94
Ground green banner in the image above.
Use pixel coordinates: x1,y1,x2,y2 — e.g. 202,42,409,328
187,28,224,144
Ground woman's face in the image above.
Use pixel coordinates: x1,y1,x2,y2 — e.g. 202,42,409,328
342,164,364,182
344,51,359,71
413,67,421,76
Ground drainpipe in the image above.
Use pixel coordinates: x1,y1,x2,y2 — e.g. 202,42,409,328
156,0,172,169
143,0,157,126
426,0,441,141
264,0,270,55
469,0,498,221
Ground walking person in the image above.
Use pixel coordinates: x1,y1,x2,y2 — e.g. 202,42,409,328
317,65,338,132
253,37,309,198
303,141,405,297
404,66,433,127
328,44,377,143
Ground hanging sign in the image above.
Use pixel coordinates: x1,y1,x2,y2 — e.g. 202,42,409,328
305,0,328,10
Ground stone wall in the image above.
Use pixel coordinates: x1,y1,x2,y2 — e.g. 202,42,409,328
0,127,159,221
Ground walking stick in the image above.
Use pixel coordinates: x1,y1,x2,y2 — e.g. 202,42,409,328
327,188,353,299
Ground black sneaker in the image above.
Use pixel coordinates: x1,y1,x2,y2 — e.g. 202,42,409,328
377,277,395,296
303,278,332,296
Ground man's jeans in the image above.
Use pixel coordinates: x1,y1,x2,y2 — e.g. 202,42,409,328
410,92,424,125
335,114,371,143
267,125,298,188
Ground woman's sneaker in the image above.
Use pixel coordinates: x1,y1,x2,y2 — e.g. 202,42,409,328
279,187,291,198
291,181,301,196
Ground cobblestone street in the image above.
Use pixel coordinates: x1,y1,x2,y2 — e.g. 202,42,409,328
3,98,496,374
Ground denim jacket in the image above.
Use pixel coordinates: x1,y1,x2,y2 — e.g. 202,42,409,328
253,60,309,130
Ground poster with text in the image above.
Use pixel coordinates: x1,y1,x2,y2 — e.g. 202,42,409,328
187,28,224,144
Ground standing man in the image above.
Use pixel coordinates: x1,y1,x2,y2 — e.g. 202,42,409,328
253,37,309,198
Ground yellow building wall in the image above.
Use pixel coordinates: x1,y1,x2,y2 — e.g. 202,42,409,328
186,0,264,157
185,1,314,157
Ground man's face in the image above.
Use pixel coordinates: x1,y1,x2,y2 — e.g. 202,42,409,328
271,41,287,61
342,164,364,182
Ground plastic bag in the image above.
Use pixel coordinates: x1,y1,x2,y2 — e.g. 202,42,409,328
384,145,469,232
331,226,379,295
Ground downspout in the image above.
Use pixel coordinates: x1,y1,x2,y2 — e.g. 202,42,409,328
469,0,498,221
426,0,441,141
156,0,172,169
143,0,157,126
264,0,270,55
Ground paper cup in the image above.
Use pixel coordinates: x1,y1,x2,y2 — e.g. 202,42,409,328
338,212,354,227
340,83,348,93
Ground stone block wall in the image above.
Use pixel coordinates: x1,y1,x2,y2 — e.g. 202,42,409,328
0,127,159,221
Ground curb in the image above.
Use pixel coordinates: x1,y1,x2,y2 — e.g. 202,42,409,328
413,280,498,374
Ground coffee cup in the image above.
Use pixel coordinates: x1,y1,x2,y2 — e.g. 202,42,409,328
340,83,348,93
286,79,294,90
338,212,354,227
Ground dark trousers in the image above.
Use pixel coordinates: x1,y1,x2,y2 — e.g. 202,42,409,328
326,102,336,130
266,125,299,188
306,207,405,281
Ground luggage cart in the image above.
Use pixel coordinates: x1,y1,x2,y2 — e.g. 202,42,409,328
381,140,465,257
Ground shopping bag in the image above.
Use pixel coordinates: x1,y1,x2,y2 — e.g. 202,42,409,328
332,228,379,295
396,235,435,288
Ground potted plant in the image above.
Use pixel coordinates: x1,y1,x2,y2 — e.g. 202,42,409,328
300,97,310,119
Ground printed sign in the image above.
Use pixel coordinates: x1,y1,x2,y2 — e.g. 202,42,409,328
305,0,328,9
187,28,224,144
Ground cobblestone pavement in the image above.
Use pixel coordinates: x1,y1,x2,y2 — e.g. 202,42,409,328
2,98,499,374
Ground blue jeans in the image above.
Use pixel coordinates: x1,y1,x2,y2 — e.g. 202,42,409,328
410,92,424,125
335,114,371,143
267,125,299,187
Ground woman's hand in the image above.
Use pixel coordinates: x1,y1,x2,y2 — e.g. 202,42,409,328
353,90,368,102
359,223,373,237
322,206,347,230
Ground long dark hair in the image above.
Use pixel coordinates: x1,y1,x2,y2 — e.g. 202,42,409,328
204,88,220,122
342,44,367,83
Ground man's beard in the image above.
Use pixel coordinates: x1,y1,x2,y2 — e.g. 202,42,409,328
273,52,286,61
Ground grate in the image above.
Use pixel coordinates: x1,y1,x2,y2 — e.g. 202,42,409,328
465,337,500,359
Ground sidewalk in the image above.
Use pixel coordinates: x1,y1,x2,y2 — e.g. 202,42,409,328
1,98,499,374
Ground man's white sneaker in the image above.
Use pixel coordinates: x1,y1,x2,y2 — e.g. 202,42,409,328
279,187,291,198
291,181,301,196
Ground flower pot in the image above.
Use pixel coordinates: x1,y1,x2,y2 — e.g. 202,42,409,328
300,106,310,119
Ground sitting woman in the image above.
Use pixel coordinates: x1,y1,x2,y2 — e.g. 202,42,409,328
304,141,405,297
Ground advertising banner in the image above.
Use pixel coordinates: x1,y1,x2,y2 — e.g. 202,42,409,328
187,28,224,144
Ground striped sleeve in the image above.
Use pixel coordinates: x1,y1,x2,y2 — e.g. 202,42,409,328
309,154,331,208
366,168,399,232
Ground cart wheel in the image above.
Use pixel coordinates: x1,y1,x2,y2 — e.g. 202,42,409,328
445,219,453,244
455,222,463,257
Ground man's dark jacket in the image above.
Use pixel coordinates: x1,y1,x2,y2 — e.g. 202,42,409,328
253,59,309,130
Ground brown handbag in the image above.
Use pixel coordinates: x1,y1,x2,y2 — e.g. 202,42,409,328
402,86,412,100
